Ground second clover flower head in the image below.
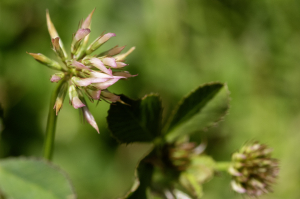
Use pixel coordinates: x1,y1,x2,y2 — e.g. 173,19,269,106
228,141,279,197
28,9,137,133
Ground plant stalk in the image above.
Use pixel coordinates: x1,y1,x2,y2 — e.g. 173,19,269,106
215,161,231,172
43,80,65,160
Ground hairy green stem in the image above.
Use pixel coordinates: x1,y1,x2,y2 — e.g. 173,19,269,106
215,161,231,172
43,81,64,160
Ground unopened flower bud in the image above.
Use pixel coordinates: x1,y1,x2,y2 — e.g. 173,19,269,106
115,62,128,68
46,10,67,59
113,71,137,78
81,106,99,133
53,82,68,115
68,85,85,109
229,141,279,197
27,53,62,71
86,33,116,55
51,37,67,61
89,58,113,76
100,90,121,103
114,46,135,61
69,60,91,71
71,28,91,55
98,45,125,57
86,89,101,100
72,76,109,87
101,57,117,68
81,8,95,29
92,78,123,90
50,73,65,82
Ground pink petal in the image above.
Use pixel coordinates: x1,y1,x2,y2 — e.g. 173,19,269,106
106,46,125,56
72,96,86,109
51,37,60,50
102,57,117,68
46,10,59,39
114,46,136,61
82,106,99,133
115,62,127,68
74,28,90,41
71,61,91,71
101,91,120,103
81,8,95,29
92,78,122,90
53,98,63,115
90,58,113,76
97,33,116,45
87,89,101,100
113,71,138,78
72,77,109,87
50,74,62,82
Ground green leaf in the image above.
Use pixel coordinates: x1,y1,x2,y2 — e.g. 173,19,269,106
107,94,163,144
0,158,76,199
164,82,230,142
123,155,154,199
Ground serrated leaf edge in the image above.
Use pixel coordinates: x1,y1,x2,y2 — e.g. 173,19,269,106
162,82,224,135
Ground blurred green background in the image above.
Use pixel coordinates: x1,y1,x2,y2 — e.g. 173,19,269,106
1,0,300,198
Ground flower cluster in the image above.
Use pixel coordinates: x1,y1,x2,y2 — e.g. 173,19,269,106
228,142,279,197
28,9,136,133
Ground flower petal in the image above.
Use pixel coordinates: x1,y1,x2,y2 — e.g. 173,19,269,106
113,71,138,78
46,10,67,58
72,76,109,87
86,89,101,100
90,71,116,79
27,52,62,71
102,57,117,68
115,62,128,68
100,90,120,103
82,106,99,133
81,8,95,29
105,45,126,56
90,58,113,76
46,10,59,38
86,33,116,55
114,46,135,61
74,28,91,42
72,96,86,109
51,37,67,60
71,61,91,71
92,78,122,90
53,82,68,115
50,73,65,82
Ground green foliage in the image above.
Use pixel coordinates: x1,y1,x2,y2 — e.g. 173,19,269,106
164,82,230,142
124,156,154,199
107,82,230,198
107,94,162,144
0,158,76,199
108,82,229,144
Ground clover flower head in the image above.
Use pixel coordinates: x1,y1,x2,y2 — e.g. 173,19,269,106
28,9,137,133
228,141,279,197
